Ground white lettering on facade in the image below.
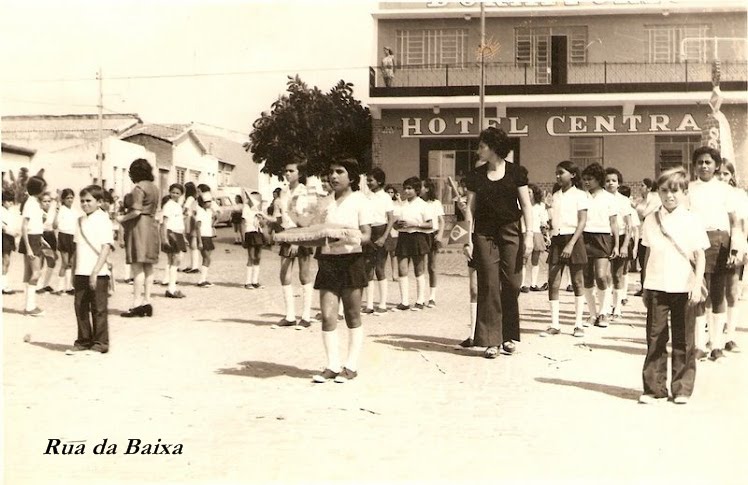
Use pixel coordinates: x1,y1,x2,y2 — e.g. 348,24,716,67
428,117,447,135
455,117,474,134
649,114,670,132
546,116,565,136
593,115,615,133
569,116,586,133
402,118,423,137
622,115,642,132
676,113,700,132
509,117,529,134
484,117,501,130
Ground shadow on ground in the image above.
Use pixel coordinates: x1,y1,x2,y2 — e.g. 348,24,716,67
216,361,317,379
374,333,483,356
27,341,70,353
535,377,640,401
579,342,645,356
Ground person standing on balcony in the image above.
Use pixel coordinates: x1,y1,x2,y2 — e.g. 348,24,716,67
464,127,534,359
381,47,395,88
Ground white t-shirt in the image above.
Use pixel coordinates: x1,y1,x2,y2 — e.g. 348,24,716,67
75,209,114,277
531,203,549,233
426,200,445,233
1,205,21,237
279,183,308,230
367,189,394,227
42,206,57,232
628,204,641,229
612,192,633,234
550,186,588,236
585,189,618,234
56,205,78,235
22,196,44,235
320,191,373,255
195,206,214,238
688,177,735,232
241,205,261,233
394,197,432,234
642,206,710,293
162,199,185,234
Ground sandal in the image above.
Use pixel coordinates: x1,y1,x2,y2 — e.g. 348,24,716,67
484,346,499,359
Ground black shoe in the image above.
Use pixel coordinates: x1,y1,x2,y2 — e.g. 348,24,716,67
90,344,109,354
65,289,75,295
277,318,296,327
312,368,339,383
36,286,53,294
710,349,725,362
634,289,644,297
2,288,16,295
725,341,740,353
334,367,358,383
501,341,516,355
296,319,312,328
695,349,709,361
520,286,530,293
458,337,474,348
165,291,185,299
121,304,152,318
565,284,573,292
539,282,549,291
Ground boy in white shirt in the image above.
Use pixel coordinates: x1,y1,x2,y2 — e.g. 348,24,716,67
161,183,187,298
363,168,396,314
639,168,708,404
69,185,114,354
195,194,217,288
20,175,47,316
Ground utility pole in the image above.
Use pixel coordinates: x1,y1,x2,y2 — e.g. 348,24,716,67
97,68,104,186
478,2,486,131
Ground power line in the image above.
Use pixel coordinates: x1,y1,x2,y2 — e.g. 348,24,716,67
0,96,99,109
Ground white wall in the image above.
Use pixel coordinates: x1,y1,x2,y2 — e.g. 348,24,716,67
172,135,218,190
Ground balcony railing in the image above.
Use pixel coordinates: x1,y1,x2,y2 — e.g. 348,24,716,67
370,61,748,95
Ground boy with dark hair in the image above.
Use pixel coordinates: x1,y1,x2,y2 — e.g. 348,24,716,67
68,185,114,354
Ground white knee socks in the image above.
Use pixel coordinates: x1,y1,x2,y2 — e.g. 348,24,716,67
584,288,598,319
429,286,436,302
322,330,341,373
252,265,260,285
282,285,295,321
366,284,375,310
709,313,725,351
302,283,313,321
415,274,426,305
596,287,611,316
168,265,178,293
575,296,585,328
550,300,560,329
399,277,409,306
245,266,252,285
199,266,209,283
521,266,527,287
695,314,708,351
25,283,36,311
346,326,364,372
531,266,540,287
470,302,477,338
191,249,200,269
725,306,738,343
378,279,388,310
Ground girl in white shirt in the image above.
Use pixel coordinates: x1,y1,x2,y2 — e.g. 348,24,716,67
312,159,372,384
37,192,59,294
383,185,401,282
181,182,200,273
53,188,77,295
716,160,746,353
195,194,216,288
19,176,48,316
241,191,268,289
521,184,549,293
604,167,632,320
2,190,19,295
420,178,445,307
581,162,619,328
541,161,588,338
688,147,740,361
161,184,187,298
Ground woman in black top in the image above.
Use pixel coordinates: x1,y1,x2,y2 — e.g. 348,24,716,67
465,127,534,359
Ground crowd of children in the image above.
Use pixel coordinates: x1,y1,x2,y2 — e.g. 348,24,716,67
2,139,747,397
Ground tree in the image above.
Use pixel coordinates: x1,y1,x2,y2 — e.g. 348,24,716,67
245,75,372,178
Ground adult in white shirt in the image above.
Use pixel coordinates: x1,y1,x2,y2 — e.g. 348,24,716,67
312,158,372,384
420,178,445,307
687,147,740,361
363,168,396,314
161,183,187,298
53,188,78,295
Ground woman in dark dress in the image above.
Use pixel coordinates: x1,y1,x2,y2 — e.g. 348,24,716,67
118,158,160,317
465,127,534,359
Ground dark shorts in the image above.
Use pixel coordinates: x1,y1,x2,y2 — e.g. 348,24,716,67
384,235,398,253
2,233,16,254
19,234,43,257
704,230,730,274
231,212,243,225
243,231,264,249
57,232,76,255
548,234,588,265
314,253,368,293
163,230,187,254
200,236,215,252
583,232,614,259
532,232,546,253
42,230,58,252
279,242,312,259
396,232,430,257
365,225,388,256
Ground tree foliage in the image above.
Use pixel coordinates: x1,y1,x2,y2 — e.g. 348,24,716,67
246,75,372,178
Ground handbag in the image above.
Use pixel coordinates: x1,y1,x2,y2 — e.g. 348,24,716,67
654,211,708,303
78,218,115,293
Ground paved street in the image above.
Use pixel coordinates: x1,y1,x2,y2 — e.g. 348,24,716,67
3,227,748,484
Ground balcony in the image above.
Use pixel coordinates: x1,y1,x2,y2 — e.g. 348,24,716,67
370,61,748,97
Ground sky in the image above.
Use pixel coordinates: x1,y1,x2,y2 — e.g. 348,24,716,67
0,0,377,136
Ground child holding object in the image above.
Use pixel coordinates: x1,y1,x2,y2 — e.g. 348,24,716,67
639,168,708,405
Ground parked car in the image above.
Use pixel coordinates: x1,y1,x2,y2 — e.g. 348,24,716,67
212,194,234,227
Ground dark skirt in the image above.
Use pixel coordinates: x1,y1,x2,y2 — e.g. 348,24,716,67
231,212,243,224
548,234,588,265
365,224,388,253
396,232,430,257
532,232,546,253
314,252,368,292
42,230,58,252
2,233,16,254
384,234,398,253
57,232,76,255
704,230,730,274
125,214,160,264
201,236,215,252
243,231,265,249
583,232,613,259
163,230,187,254
278,242,312,259
19,234,43,257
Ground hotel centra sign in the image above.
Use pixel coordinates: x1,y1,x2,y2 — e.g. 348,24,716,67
426,1,674,7
401,113,701,138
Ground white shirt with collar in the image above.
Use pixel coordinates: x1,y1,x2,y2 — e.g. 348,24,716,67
22,196,44,235
162,199,185,234
56,205,78,235
320,191,373,255
366,189,394,227
641,206,710,293
241,205,261,233
426,199,445,233
195,206,215,238
279,183,308,230
550,186,588,236
74,209,114,277
585,189,618,234
394,197,432,234
612,192,632,232
687,177,735,232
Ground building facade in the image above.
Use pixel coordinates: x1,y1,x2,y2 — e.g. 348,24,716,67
369,1,748,213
